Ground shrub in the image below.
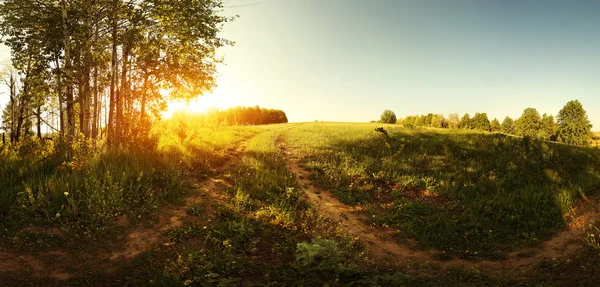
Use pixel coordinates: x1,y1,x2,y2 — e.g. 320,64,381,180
380,110,397,124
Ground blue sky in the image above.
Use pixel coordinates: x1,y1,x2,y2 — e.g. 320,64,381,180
1,0,599,127
212,0,600,126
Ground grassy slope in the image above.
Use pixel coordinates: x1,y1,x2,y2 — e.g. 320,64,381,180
0,116,259,228
1,122,600,286
142,125,526,286
284,123,600,258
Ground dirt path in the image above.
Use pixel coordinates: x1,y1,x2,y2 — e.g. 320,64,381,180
279,139,600,276
0,139,251,285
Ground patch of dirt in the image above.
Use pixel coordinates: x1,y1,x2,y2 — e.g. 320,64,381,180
108,139,249,261
279,138,600,277
0,138,252,286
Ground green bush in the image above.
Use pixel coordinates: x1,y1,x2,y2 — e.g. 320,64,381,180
380,110,397,124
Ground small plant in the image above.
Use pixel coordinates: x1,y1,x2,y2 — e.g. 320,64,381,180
295,238,346,270
586,224,600,250
375,126,392,150
166,224,202,243
187,204,203,217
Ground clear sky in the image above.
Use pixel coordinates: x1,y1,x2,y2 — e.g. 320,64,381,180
1,0,599,127
211,0,600,126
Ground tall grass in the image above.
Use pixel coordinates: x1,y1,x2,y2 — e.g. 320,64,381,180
0,114,259,228
284,123,600,257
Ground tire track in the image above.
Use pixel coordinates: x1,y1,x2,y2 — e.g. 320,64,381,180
279,138,600,276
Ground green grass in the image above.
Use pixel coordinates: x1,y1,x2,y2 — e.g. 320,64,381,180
0,116,258,229
284,123,600,258
2,121,600,286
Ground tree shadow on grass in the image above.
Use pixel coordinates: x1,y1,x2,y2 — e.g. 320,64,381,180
298,128,600,258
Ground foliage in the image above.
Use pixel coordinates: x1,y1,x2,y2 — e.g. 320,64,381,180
380,110,397,124
447,113,460,129
459,113,472,129
490,118,501,132
471,112,490,131
178,106,288,127
557,100,592,146
501,116,515,134
0,0,234,149
430,114,447,128
541,114,558,141
295,238,346,270
516,108,543,138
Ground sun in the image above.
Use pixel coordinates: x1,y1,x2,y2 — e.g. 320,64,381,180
162,80,238,119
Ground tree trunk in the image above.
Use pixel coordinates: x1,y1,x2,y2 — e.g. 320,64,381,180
117,44,130,144
61,0,75,152
9,72,16,143
36,105,42,139
92,64,99,143
15,98,25,142
80,14,92,139
54,54,65,137
107,0,118,148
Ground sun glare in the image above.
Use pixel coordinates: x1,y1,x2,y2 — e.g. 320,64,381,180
162,80,239,119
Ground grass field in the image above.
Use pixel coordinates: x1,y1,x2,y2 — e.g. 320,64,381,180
285,123,600,258
1,121,600,286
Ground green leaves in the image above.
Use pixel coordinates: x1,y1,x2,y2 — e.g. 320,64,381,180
557,100,592,146
379,109,397,124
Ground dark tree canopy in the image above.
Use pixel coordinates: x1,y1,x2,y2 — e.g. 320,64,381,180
557,100,592,145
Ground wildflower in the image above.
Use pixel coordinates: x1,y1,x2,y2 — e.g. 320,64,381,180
64,192,69,196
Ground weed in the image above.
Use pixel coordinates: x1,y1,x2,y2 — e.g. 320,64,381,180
187,204,203,217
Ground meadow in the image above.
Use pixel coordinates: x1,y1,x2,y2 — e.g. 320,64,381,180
1,120,599,286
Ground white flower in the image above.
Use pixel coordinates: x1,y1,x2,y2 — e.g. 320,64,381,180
64,192,69,196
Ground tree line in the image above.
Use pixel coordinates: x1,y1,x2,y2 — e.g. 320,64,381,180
199,106,288,126
0,0,231,152
379,100,593,146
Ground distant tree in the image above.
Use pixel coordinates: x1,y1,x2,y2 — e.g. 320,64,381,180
447,113,460,129
516,108,542,137
557,100,592,145
402,116,415,128
380,110,397,124
490,118,501,132
430,114,444,128
541,113,558,141
459,113,472,129
439,115,449,128
501,116,515,134
425,113,434,127
417,115,427,126
472,113,490,131
202,106,287,126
